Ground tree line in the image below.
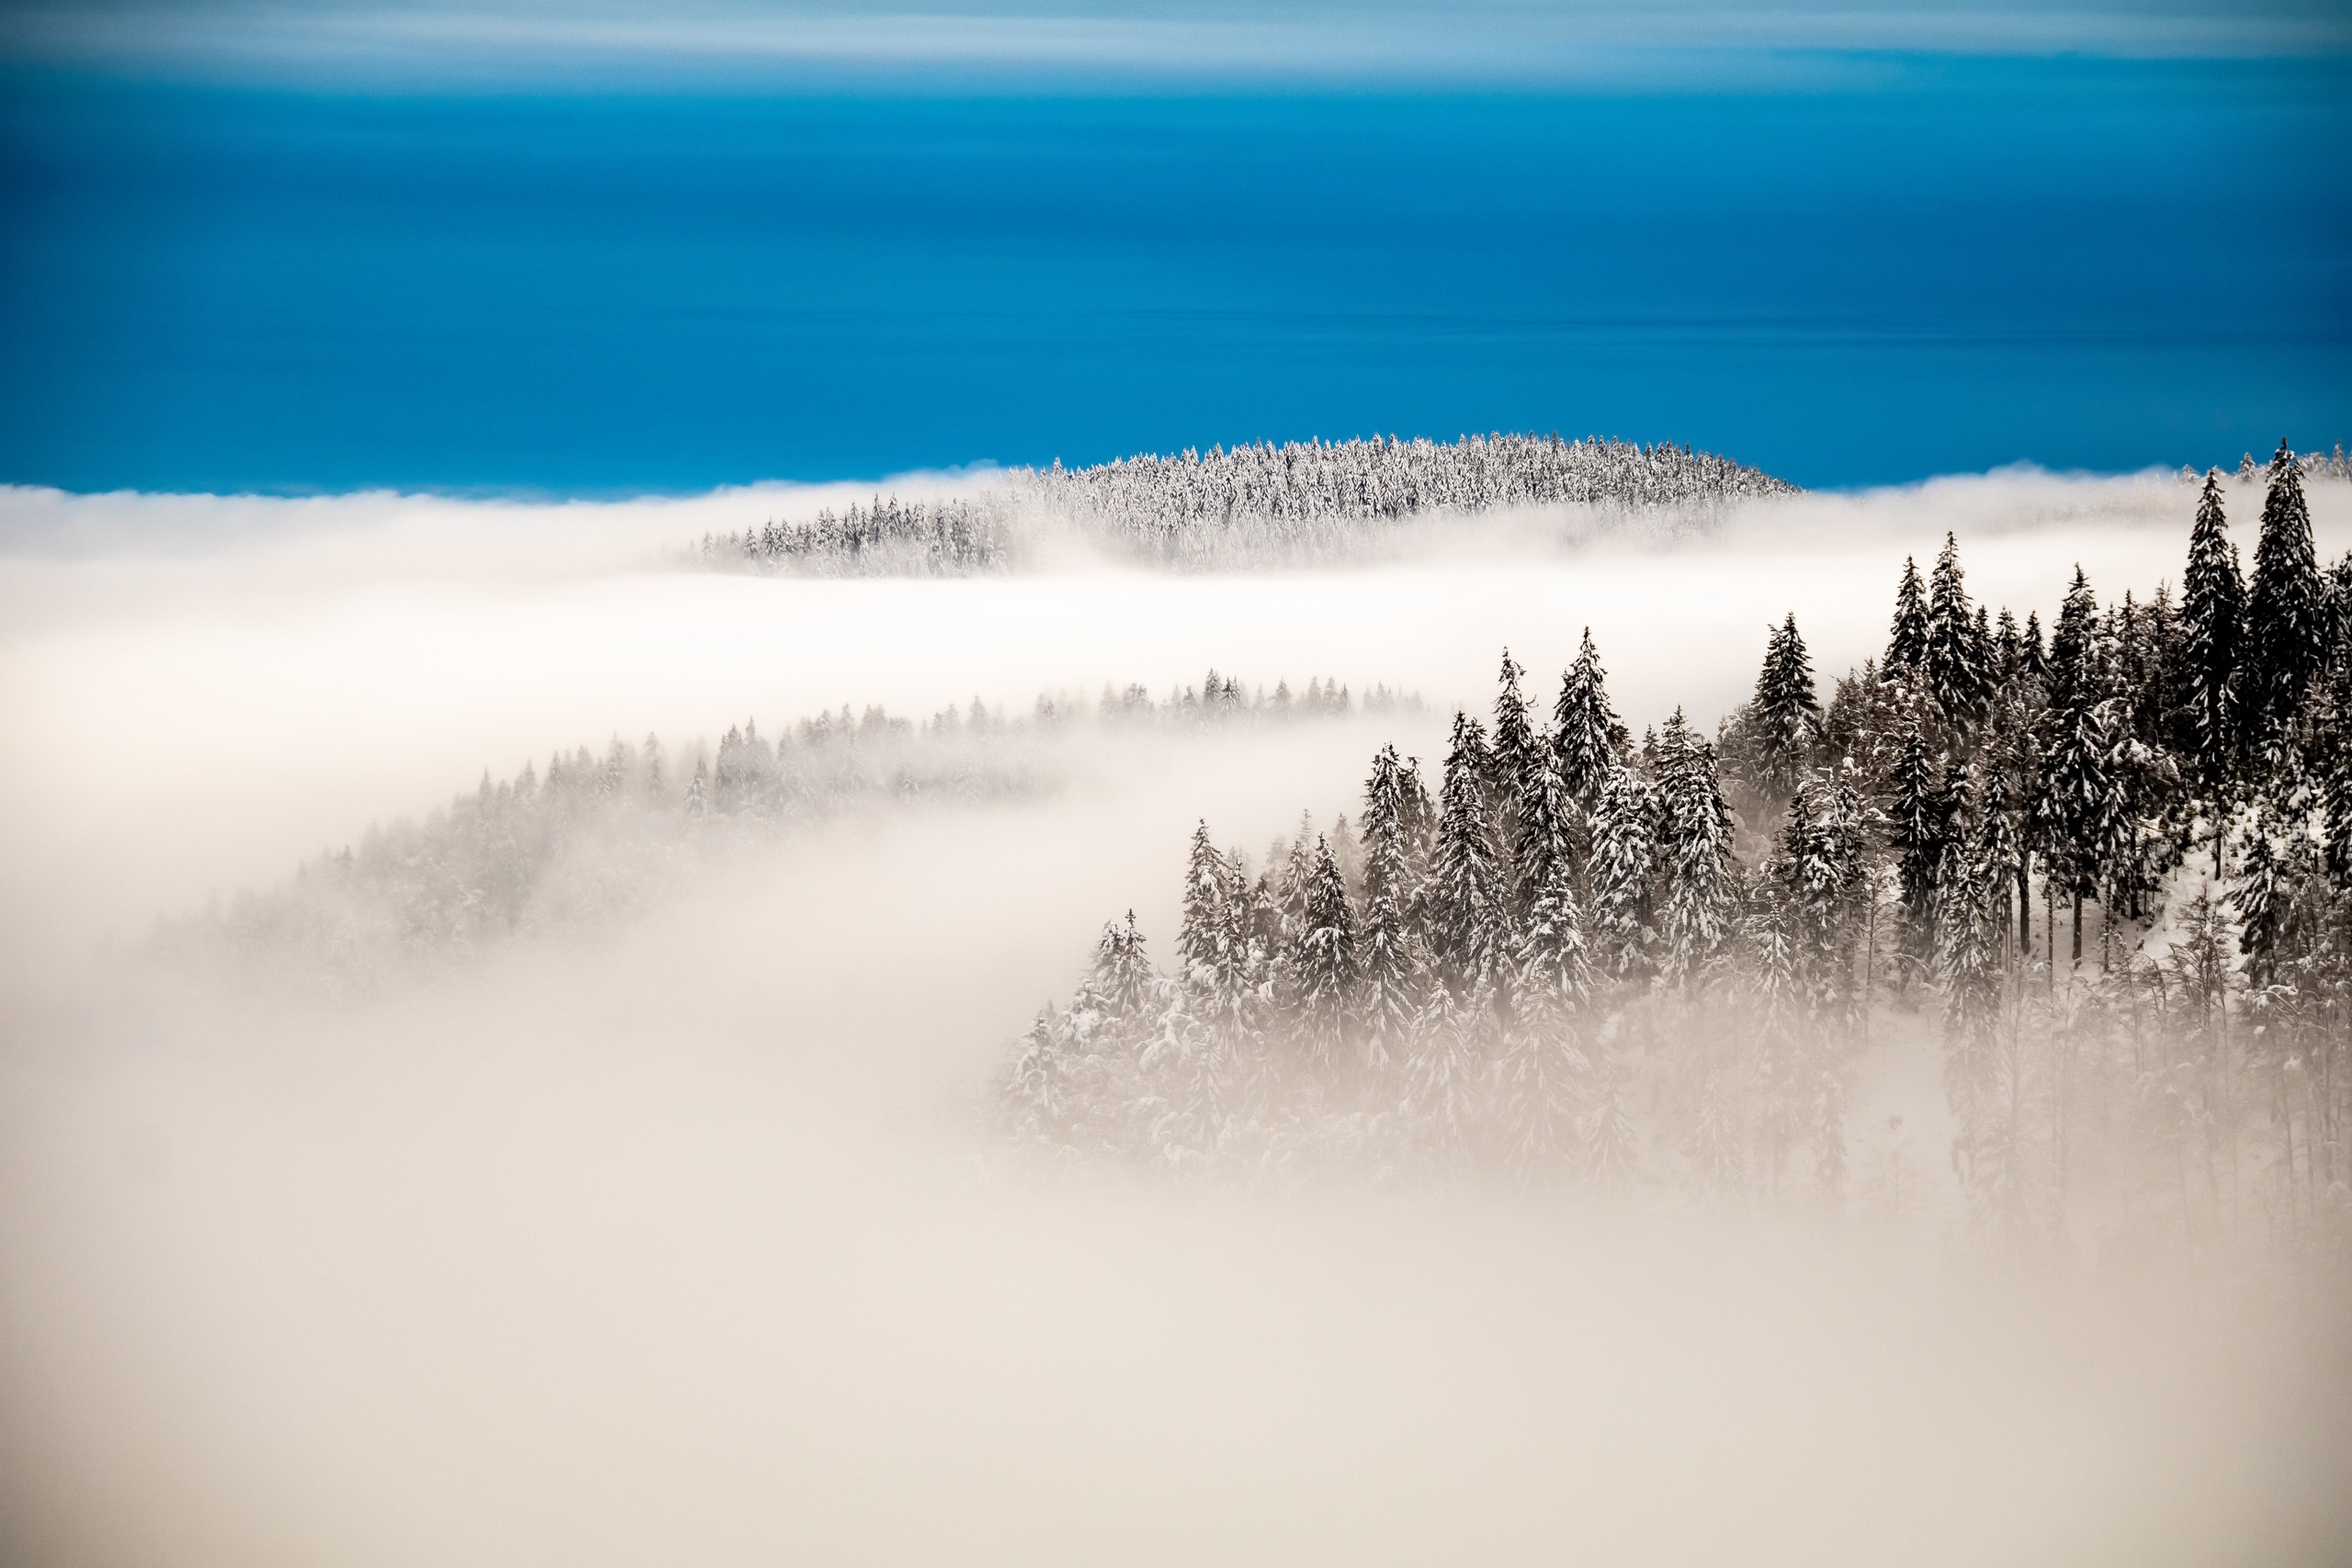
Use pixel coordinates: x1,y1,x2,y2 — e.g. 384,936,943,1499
695,433,1798,576
165,671,1399,994
1003,442,2352,1257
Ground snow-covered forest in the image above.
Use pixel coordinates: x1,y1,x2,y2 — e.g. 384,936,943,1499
1005,443,2352,1257
171,671,1410,992
695,432,1798,575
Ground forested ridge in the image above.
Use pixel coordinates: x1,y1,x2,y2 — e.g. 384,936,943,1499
167,671,1410,993
1005,443,2352,1256
695,433,1798,575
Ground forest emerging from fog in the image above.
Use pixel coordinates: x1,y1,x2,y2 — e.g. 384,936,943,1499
691,432,1801,574
1003,444,2352,1260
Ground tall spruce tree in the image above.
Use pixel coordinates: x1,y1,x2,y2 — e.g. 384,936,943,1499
1891,726,1940,989
1354,829,1419,1075
1553,629,1622,807
1589,763,1658,982
1489,649,1541,894
1925,533,1993,730
2245,439,2323,742
1887,556,1930,675
1293,837,1358,1070
1752,613,1820,795
1656,713,1738,988
1177,821,1228,984
1428,713,1510,996
2180,469,2245,803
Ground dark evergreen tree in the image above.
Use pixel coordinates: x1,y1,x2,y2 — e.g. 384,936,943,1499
1355,828,1420,1075
1177,821,1228,984
2233,825,2283,987
1589,763,1657,982
1751,613,1820,795
1552,629,1622,807
1890,726,1940,989
2019,611,2049,682
2179,469,2244,799
1925,533,1992,730
1489,649,1541,892
1427,713,1510,996
1887,556,1929,675
2245,440,2324,742
1656,713,1738,987
1293,837,1358,1070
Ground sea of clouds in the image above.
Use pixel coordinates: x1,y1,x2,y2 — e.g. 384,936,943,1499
3,465,2348,1565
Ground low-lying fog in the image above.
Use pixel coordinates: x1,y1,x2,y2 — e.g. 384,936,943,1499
3,468,2347,1565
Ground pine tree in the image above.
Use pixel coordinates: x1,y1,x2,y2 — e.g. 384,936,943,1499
1552,629,1621,807
1589,763,1657,982
1090,911,1159,1030
1925,533,1992,730
684,755,709,818
1751,613,1819,795
1177,821,1228,983
2180,469,2245,797
1887,556,1929,674
2232,825,2284,987
1890,726,1940,988
1516,754,1578,902
2245,440,2324,742
2039,688,2119,967
1294,837,1358,1070
1428,713,1510,995
1656,713,1737,988
1355,829,1420,1074
1489,649,1540,885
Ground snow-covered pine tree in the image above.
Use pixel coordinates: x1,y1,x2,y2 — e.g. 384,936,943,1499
1515,753,1578,904
1750,613,1820,796
1294,836,1359,1071
1925,533,1993,732
684,755,709,818
1177,820,1228,985
1428,712,1510,996
2231,823,2284,988
1354,827,1420,1075
2180,469,2245,804
1890,726,1940,991
1887,555,1930,675
1090,911,1159,1038
1656,712,1738,988
1589,763,1658,982
1552,628,1622,807
1489,649,1541,890
1975,765,2020,949
2245,439,2324,744
2038,683,2119,968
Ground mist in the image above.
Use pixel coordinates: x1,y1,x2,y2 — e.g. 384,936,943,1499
4,466,2351,1565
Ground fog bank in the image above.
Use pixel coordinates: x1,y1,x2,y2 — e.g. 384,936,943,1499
3,465,2349,1565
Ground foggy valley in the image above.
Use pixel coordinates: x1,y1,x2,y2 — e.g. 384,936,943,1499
3,457,2350,1564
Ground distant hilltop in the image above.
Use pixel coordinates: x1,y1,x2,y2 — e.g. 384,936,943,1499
696,434,1798,577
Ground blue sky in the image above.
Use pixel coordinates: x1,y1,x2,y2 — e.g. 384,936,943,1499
1,3,2346,491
